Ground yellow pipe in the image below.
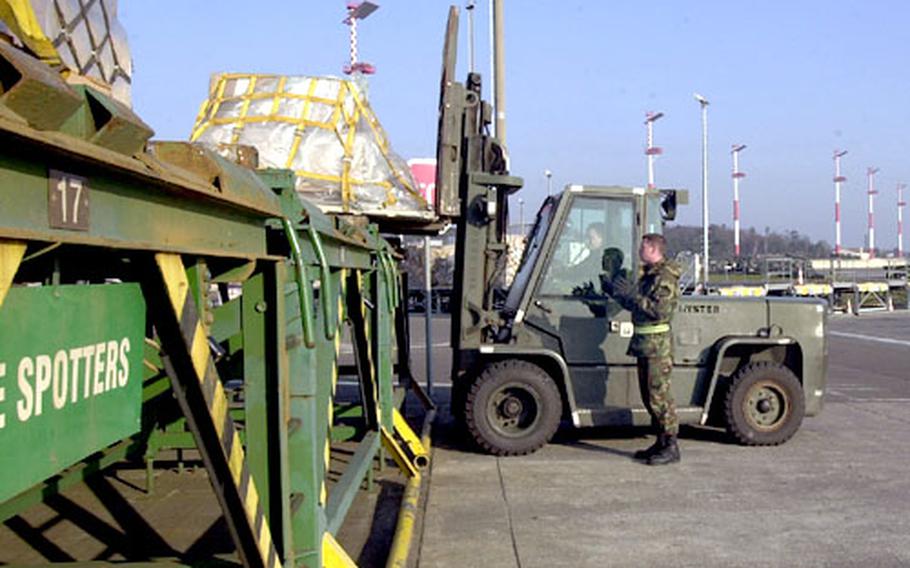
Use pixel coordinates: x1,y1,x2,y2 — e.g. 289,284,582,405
385,409,435,568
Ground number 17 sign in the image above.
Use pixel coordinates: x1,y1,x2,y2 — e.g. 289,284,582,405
48,169,90,231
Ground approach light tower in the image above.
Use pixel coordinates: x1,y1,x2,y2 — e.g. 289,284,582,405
645,112,664,189
833,150,847,256
731,144,747,257
898,183,907,257
694,93,710,287
343,2,379,76
866,167,880,257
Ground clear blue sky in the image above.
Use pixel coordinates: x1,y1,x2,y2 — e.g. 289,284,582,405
120,1,910,250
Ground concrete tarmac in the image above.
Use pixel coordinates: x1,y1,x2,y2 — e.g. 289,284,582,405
415,312,910,567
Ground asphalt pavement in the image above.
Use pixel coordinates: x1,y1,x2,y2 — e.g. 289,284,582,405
415,312,910,567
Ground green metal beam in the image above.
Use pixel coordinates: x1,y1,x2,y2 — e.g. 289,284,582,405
285,265,326,567
0,146,273,259
325,431,380,535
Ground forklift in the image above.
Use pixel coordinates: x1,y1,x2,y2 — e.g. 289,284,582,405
432,7,828,456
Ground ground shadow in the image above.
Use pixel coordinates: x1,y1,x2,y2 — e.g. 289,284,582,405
355,480,405,568
3,515,75,562
1,468,241,565
183,517,238,564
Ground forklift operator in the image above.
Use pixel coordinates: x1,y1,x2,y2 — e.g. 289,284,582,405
569,222,607,288
608,233,682,466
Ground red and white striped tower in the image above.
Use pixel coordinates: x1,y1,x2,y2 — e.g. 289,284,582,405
731,144,747,257
832,150,847,256
645,111,664,189
342,2,379,75
866,166,880,257
898,183,907,257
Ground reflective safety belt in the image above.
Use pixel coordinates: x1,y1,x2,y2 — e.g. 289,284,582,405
634,323,670,335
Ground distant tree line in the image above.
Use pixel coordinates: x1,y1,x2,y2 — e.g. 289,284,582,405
398,224,835,290
665,224,832,261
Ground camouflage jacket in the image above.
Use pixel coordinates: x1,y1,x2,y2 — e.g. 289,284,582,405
614,259,681,358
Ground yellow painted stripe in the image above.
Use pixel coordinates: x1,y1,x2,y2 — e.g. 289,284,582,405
228,433,245,486
857,282,888,292
381,426,419,479
155,253,189,319
337,272,346,328
211,385,229,440
323,533,357,568
0,240,26,309
245,482,260,526
327,396,334,438
190,323,210,381
393,408,427,458
258,521,272,564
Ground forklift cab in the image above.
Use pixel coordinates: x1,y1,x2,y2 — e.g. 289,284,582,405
503,186,674,418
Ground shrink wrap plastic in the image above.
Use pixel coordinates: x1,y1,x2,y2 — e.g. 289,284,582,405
192,73,431,219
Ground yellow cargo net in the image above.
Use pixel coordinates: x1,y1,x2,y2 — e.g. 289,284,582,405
0,0,133,105
0,0,61,64
191,73,427,215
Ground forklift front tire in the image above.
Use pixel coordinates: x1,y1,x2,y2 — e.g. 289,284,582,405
465,360,562,456
723,361,805,446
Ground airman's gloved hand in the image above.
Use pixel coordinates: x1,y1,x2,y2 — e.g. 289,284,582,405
600,274,613,295
612,275,635,298
572,281,596,298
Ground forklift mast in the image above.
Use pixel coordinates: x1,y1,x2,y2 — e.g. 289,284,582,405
433,7,523,370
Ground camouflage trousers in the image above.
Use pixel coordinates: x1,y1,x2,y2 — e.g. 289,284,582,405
637,355,679,436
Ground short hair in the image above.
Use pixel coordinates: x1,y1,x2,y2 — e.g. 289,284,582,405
586,222,605,237
642,233,666,256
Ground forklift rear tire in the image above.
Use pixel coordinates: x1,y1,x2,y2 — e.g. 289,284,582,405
465,360,561,456
723,361,804,446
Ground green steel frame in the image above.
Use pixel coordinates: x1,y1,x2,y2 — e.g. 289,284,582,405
0,44,427,568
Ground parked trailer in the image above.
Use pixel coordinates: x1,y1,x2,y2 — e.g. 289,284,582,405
0,36,429,567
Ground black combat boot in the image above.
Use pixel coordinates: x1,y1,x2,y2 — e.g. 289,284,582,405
633,436,664,460
647,434,680,466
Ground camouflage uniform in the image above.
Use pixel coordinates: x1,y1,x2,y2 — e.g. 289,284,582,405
613,259,681,436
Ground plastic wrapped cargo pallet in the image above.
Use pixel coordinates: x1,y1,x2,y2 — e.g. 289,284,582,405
0,0,132,105
191,73,433,220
